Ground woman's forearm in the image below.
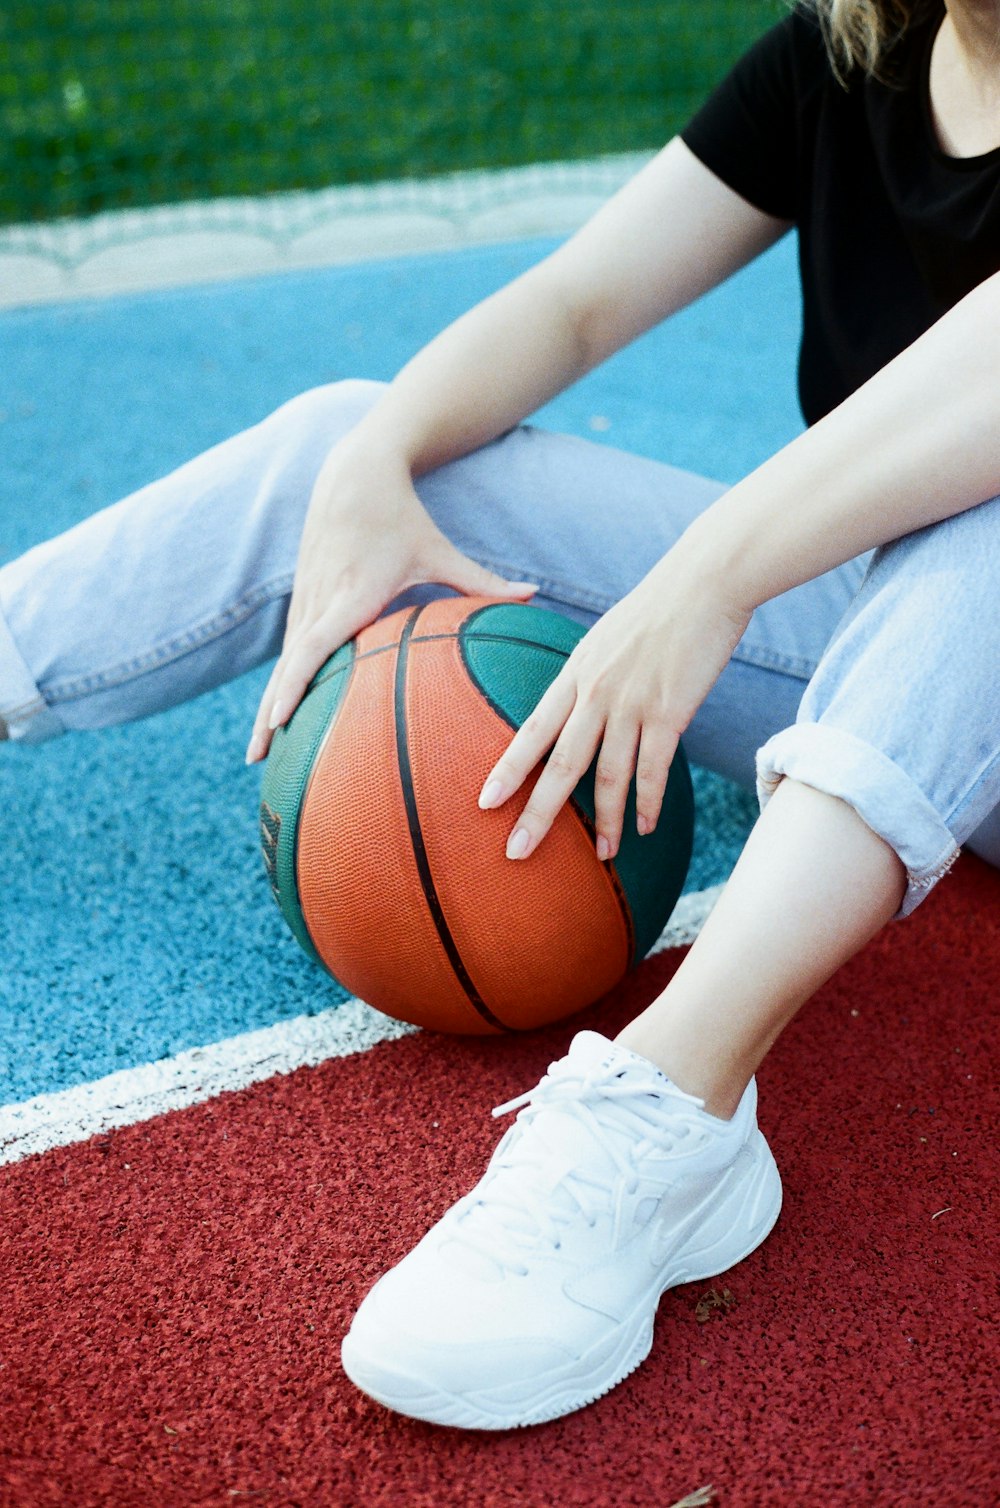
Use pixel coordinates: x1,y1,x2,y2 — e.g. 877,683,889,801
683,272,1000,609
344,267,592,477
338,139,788,480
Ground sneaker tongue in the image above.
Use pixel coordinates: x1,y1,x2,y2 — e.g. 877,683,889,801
565,1030,621,1072
566,1030,674,1100
514,1032,664,1187
568,1031,705,1109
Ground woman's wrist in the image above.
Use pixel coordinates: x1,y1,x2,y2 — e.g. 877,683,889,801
669,439,857,613
664,503,764,617
674,274,1000,613
317,414,423,504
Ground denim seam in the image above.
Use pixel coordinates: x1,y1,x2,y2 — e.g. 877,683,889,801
943,745,1000,842
0,600,53,720
39,571,295,706
413,552,831,668
731,641,817,680
467,557,616,617
907,846,961,889
1,689,49,721
437,559,826,675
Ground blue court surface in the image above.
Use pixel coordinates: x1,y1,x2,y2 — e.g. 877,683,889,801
1,232,802,1103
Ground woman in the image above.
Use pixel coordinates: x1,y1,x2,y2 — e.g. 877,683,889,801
2,0,998,1428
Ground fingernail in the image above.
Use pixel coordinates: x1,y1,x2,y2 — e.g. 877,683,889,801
511,581,540,593
268,702,286,731
637,815,649,836
506,827,530,860
596,835,611,862
478,777,506,810
244,736,261,766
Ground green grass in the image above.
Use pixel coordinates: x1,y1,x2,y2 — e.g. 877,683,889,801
0,0,782,225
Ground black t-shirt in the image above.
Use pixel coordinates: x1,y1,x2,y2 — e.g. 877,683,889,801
680,2,1000,425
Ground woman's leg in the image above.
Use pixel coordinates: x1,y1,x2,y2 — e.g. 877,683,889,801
0,382,385,742
620,492,1000,1114
618,777,907,1115
342,493,1000,1430
0,378,862,793
4,373,997,885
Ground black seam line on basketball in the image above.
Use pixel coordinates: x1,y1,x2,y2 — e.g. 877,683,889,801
459,609,637,964
308,632,570,696
291,637,358,977
393,606,512,1034
563,803,637,962
461,603,583,661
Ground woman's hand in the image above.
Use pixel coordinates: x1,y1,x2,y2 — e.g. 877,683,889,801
245,439,538,763
477,542,752,861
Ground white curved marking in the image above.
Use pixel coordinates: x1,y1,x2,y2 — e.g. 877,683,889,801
0,885,721,1165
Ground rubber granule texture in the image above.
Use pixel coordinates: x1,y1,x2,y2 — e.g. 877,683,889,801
1,854,997,1508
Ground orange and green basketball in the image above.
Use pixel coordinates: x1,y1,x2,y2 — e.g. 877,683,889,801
259,595,693,1034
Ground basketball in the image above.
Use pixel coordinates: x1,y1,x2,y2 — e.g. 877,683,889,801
258,594,693,1033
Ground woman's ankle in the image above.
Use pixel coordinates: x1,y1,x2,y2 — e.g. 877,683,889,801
614,779,906,1121
613,1022,752,1120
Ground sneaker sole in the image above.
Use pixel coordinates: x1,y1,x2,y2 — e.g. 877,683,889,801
341,1130,782,1430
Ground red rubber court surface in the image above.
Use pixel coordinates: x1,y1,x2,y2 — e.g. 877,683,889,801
1,856,997,1508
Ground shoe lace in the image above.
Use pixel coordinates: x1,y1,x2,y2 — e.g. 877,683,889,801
448,1058,697,1277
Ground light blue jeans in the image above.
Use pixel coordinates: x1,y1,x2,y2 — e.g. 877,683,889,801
2,379,999,919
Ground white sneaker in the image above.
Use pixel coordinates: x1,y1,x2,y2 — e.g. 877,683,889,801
341,1030,782,1429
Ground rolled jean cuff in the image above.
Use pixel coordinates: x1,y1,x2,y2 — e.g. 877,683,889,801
754,723,960,921
0,601,65,744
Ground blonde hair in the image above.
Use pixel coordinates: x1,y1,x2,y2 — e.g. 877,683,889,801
807,0,932,80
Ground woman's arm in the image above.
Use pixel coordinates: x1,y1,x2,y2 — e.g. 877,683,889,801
341,137,789,475
477,271,1000,863
682,269,1000,610
250,141,789,754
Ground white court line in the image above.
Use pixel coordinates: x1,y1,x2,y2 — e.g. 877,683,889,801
0,884,723,1167
0,998,417,1168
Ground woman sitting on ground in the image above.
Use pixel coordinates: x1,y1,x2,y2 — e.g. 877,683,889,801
2,0,998,1429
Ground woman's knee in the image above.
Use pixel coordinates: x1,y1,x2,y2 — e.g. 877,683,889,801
754,499,1000,919
238,379,388,528
270,378,386,439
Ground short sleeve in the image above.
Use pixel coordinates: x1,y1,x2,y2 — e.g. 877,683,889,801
680,11,828,222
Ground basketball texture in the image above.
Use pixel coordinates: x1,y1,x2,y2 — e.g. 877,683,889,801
259,595,693,1034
